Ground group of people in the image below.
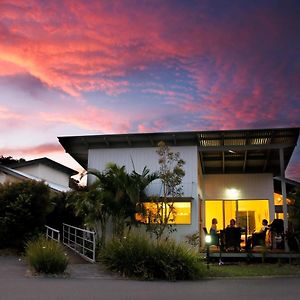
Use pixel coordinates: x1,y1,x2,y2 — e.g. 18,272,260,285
208,218,237,247
208,217,270,249
209,218,237,235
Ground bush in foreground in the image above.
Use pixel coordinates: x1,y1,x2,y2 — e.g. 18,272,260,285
99,234,205,280
26,236,68,274
0,180,52,249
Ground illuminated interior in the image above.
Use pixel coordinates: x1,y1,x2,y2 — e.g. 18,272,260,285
273,192,293,219
205,199,269,234
136,202,191,224
273,192,293,206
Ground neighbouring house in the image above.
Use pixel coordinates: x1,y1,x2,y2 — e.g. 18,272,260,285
58,127,300,244
0,157,78,192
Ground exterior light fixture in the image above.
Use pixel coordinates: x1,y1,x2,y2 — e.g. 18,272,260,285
205,234,212,269
226,188,240,200
205,234,212,244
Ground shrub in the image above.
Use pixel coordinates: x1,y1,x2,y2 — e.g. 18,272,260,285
99,234,206,280
26,236,68,274
152,239,205,280
46,191,83,233
0,181,52,249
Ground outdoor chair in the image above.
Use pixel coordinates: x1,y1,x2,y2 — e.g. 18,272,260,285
251,227,268,248
270,219,284,249
224,227,242,251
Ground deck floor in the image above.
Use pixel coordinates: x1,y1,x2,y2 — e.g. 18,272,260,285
203,245,300,260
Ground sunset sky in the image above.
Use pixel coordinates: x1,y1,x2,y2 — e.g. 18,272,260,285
1,0,300,181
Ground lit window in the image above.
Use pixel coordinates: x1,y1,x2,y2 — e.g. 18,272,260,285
136,202,191,225
273,193,294,205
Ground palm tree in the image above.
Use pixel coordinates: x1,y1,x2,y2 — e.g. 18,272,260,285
87,163,158,239
125,166,159,231
67,180,110,247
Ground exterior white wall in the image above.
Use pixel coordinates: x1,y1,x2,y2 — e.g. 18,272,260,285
204,173,274,200
87,147,277,242
0,173,21,184
204,173,275,219
88,146,199,240
16,164,70,188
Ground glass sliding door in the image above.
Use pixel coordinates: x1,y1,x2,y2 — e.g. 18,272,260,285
224,200,237,228
237,200,269,233
205,199,269,234
205,200,223,230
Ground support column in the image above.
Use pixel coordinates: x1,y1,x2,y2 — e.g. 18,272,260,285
279,148,289,252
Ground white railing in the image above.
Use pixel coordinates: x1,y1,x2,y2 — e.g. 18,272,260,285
62,223,96,263
45,225,60,242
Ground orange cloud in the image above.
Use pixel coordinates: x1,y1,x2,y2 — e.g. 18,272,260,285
39,106,131,133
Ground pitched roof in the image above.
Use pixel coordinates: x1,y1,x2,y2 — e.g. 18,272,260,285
0,165,71,192
9,157,77,176
58,127,300,176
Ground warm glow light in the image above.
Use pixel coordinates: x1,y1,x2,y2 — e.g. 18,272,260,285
135,202,191,224
226,188,240,199
205,235,212,244
205,199,270,233
273,193,294,205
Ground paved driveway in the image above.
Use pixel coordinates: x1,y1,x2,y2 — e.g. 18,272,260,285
1,256,300,300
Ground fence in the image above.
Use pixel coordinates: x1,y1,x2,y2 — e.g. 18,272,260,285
62,223,96,263
45,225,60,242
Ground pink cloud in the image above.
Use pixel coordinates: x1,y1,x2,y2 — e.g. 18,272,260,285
0,143,62,157
0,106,25,121
39,106,131,133
0,106,28,132
2,1,248,98
0,61,26,76
1,0,184,96
137,119,169,133
1,1,299,133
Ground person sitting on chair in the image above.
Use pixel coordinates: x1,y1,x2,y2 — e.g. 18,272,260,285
209,218,219,246
210,218,218,235
247,219,269,249
228,218,236,228
225,219,241,251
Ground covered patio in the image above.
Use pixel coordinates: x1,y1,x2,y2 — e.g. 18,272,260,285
198,127,300,254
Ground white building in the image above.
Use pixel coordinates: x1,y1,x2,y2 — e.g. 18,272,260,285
0,157,77,192
59,127,300,243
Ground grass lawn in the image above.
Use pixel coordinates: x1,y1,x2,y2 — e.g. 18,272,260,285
207,262,300,277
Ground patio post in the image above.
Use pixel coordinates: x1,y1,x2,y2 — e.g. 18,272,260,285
279,148,289,252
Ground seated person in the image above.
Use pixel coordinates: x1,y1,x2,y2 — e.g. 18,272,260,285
228,218,236,228
247,219,269,249
209,218,219,246
209,218,218,235
225,219,241,251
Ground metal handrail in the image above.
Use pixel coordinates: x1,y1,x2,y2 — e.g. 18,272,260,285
45,225,60,242
62,223,96,263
